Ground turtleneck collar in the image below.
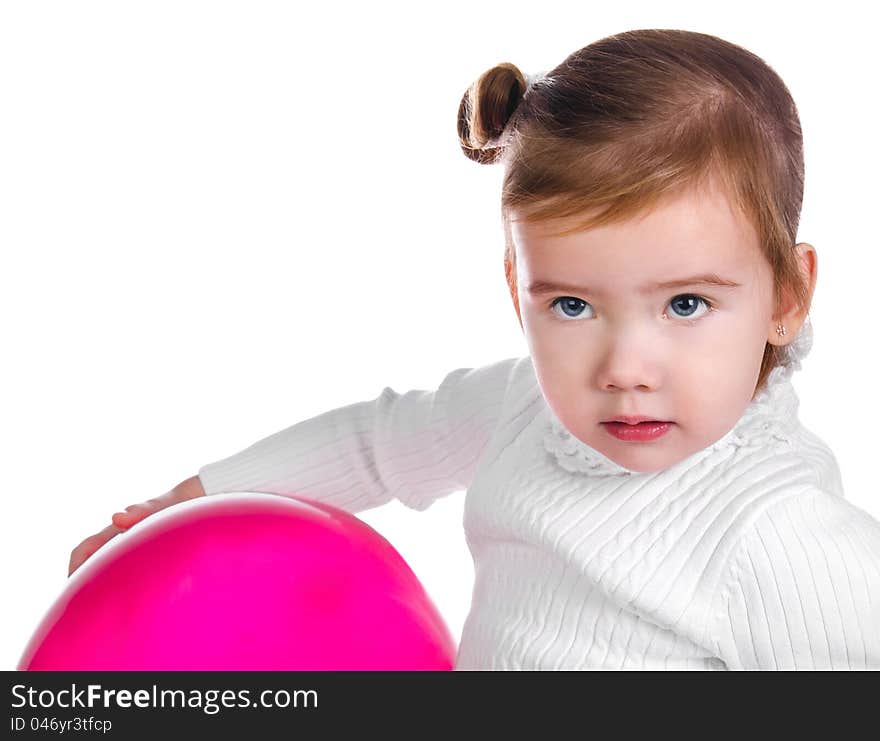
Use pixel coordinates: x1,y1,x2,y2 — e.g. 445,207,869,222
542,316,813,478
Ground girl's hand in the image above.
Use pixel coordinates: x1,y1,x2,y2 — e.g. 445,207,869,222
67,475,205,576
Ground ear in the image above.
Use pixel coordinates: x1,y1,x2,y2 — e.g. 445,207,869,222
766,242,817,348
504,254,524,331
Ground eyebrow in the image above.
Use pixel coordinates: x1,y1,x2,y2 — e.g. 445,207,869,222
525,273,743,296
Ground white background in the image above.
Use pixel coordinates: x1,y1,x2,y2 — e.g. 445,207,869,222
2,1,877,670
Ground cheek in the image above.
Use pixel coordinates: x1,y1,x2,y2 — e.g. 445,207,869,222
528,349,583,413
677,329,761,429
531,350,576,394
706,307,768,372
520,305,565,354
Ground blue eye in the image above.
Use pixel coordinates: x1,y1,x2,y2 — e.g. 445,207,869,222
549,294,714,322
666,294,712,320
550,297,593,320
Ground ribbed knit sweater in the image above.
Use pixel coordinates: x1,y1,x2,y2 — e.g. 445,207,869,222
197,329,880,670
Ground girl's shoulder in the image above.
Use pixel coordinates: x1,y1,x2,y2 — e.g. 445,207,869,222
762,483,880,535
712,482,880,670
726,482,880,582
785,420,846,498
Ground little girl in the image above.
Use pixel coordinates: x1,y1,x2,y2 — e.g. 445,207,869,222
70,28,880,670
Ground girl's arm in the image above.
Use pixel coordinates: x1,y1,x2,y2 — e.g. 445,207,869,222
712,488,880,670
70,356,526,576
196,355,526,514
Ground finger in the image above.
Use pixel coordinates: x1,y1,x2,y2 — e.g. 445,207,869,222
68,524,126,576
68,525,123,574
111,500,160,527
69,525,123,563
111,510,135,527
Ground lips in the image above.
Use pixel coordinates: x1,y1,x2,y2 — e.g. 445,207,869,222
601,420,672,442
602,415,669,425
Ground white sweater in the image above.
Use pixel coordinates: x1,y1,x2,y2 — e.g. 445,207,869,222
197,339,880,670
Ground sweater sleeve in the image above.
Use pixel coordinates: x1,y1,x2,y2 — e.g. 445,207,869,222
195,356,524,514
712,487,880,670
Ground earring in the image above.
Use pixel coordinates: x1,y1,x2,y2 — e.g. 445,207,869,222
776,323,786,337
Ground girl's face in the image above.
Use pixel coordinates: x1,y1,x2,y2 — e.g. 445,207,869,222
512,180,783,473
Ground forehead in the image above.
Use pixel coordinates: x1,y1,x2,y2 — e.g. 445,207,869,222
512,182,761,282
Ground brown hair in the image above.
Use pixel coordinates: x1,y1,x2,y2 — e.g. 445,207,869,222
457,29,810,397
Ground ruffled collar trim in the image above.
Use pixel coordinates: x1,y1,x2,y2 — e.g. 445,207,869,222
542,316,813,477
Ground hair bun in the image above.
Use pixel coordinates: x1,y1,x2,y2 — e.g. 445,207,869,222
457,62,530,164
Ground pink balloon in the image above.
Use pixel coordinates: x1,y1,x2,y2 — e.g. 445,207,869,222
19,493,456,670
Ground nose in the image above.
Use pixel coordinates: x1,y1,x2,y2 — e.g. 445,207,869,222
594,330,662,393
